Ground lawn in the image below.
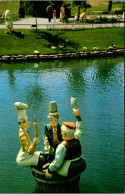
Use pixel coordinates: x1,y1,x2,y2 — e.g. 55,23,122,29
71,1,124,16
0,1,19,16
0,27,124,56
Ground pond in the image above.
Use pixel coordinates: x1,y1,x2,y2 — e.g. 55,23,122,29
0,56,124,193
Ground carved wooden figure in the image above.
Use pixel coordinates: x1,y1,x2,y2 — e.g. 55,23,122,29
14,102,41,167
44,101,62,161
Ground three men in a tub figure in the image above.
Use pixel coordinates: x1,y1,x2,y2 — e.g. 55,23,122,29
15,100,86,177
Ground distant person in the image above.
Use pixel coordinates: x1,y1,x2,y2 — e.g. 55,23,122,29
5,10,13,34
60,4,65,22
46,3,53,23
80,12,86,22
74,13,78,24
53,10,56,23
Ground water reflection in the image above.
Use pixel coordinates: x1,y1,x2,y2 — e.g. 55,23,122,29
0,56,124,193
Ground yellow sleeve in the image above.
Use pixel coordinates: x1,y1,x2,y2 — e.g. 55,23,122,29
19,130,37,155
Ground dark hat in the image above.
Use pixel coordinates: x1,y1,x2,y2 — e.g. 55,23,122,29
48,101,59,118
63,122,76,130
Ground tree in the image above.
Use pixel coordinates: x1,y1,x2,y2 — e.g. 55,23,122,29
22,1,63,17
108,1,113,12
72,1,87,21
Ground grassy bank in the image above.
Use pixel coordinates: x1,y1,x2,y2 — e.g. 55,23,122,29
71,1,124,16
0,1,19,16
0,1,123,17
0,27,124,56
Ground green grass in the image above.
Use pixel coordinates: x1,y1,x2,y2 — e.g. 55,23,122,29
0,1,19,16
71,1,124,16
0,27,124,56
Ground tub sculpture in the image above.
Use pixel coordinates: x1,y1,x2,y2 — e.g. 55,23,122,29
31,166,81,193
14,98,86,193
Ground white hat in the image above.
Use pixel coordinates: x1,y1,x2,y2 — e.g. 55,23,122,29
14,102,28,122
62,122,76,137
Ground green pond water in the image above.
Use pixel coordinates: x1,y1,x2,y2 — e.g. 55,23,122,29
0,56,124,193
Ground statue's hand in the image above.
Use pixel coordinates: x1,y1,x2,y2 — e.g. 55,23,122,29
33,137,40,145
73,108,80,117
34,115,39,137
44,139,50,145
42,162,50,169
43,169,53,178
34,115,37,123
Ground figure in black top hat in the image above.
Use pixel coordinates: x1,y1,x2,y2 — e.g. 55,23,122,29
44,101,63,161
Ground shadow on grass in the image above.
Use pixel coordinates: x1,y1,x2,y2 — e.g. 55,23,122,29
11,31,24,38
31,31,79,52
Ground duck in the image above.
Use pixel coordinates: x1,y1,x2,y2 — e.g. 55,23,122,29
51,46,56,50
34,50,40,55
93,47,99,50
83,46,88,50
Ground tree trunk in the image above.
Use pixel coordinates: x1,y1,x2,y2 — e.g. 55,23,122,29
108,1,112,12
77,5,80,21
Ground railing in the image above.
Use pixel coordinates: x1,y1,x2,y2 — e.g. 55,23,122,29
0,22,123,29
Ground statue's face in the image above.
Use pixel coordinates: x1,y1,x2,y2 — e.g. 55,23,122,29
50,117,58,127
21,119,31,129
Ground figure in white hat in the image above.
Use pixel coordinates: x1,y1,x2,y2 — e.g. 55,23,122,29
14,102,46,167
44,101,63,162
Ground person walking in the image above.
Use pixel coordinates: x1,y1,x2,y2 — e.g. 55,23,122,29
74,13,78,24
46,3,53,23
60,4,65,22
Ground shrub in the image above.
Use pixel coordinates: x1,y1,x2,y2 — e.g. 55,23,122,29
110,17,117,23
112,8,123,14
101,17,108,23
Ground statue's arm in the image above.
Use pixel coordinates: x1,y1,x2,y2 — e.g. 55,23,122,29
19,130,39,155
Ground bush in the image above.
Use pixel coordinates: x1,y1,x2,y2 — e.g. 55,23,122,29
100,17,108,23
112,8,123,14
110,17,117,23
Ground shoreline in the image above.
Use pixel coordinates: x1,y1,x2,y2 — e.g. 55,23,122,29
0,49,124,63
